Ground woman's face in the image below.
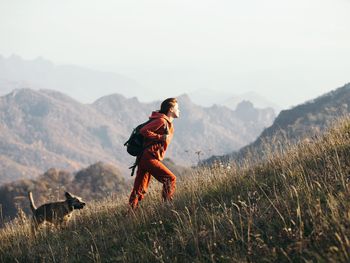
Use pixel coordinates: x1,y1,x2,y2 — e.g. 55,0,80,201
170,103,180,118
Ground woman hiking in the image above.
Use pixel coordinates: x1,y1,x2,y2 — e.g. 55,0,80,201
129,98,180,209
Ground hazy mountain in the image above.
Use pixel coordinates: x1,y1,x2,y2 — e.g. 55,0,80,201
188,89,280,112
0,54,141,103
188,89,234,107
221,91,281,112
0,88,275,184
205,83,350,165
234,100,275,126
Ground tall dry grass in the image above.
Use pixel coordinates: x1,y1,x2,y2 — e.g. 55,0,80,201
2,118,350,262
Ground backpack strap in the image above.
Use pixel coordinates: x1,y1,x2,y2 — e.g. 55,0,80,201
129,162,138,177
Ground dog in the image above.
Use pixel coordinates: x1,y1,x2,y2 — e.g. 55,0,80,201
28,191,86,230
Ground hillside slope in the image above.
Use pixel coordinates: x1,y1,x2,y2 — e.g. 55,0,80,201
205,82,350,165
2,117,350,262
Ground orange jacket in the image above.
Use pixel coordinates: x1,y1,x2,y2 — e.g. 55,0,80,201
139,111,174,161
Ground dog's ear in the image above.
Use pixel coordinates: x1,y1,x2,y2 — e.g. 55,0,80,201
65,192,73,199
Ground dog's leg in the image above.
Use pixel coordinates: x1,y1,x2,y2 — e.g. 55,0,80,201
58,217,69,230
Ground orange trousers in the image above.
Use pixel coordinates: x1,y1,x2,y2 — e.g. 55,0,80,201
129,153,176,209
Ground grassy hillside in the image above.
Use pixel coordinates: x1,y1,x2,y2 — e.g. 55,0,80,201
2,118,350,262
0,162,129,222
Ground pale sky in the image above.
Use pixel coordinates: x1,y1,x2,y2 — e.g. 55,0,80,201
1,0,350,108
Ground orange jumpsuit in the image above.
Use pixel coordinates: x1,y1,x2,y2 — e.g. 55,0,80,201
129,111,176,208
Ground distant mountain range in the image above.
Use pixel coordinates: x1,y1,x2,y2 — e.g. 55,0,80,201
0,88,275,184
0,55,280,111
188,89,281,112
205,83,350,165
0,54,141,103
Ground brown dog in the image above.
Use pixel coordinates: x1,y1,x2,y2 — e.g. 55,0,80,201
28,191,86,230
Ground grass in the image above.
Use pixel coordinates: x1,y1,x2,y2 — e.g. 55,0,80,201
2,118,350,262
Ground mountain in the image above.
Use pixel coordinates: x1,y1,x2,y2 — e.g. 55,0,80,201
205,82,350,165
0,54,141,103
0,89,275,184
0,88,125,183
221,91,281,112
188,89,280,112
234,100,275,126
188,89,234,107
92,93,276,165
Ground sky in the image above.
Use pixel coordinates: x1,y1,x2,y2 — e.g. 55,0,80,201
1,0,350,108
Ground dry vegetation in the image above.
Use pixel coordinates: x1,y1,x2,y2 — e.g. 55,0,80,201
2,118,350,262
0,162,129,222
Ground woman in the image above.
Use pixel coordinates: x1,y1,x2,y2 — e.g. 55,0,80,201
129,98,180,209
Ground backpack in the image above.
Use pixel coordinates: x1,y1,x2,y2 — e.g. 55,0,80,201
124,119,153,157
124,118,168,176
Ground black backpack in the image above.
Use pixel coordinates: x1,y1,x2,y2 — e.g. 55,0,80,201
124,118,168,176
124,119,153,157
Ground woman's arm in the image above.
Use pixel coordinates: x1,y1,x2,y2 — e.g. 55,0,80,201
140,118,166,141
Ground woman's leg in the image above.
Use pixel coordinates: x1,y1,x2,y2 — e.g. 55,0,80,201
129,166,151,209
145,158,176,201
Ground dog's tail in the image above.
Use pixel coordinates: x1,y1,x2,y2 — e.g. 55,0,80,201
28,191,37,213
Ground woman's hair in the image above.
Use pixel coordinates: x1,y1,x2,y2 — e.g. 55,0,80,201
159,98,177,115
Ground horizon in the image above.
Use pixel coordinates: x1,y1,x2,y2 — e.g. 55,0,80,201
1,0,350,109
1,53,349,112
